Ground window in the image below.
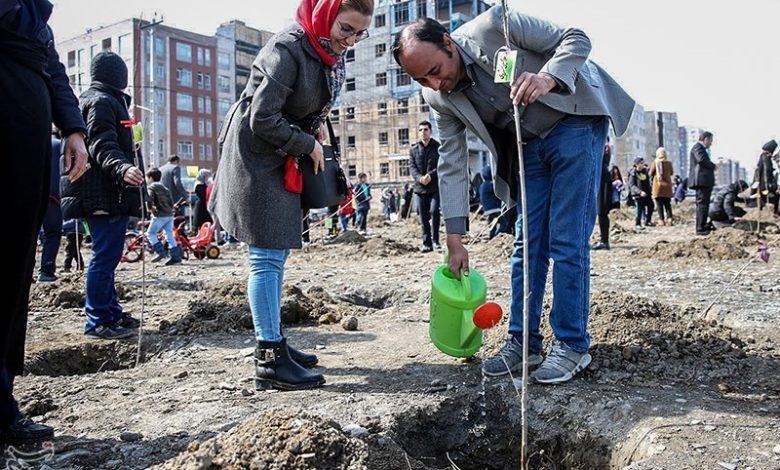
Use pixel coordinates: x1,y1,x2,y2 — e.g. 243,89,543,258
397,98,409,114
331,108,340,123
90,45,98,60
378,132,388,145
380,162,389,176
218,52,231,70
346,49,355,63
347,136,356,148
348,164,357,177
155,64,165,80
77,49,85,68
155,37,164,57
177,141,193,159
118,34,131,58
218,75,231,93
218,98,232,117
155,90,165,105
197,47,204,65
176,93,193,111
393,2,410,26
377,102,387,115
205,49,211,66
395,69,412,86
198,96,205,113
374,14,386,28
420,97,429,113
177,117,193,135
205,144,213,161
199,143,205,159
67,51,76,68
155,114,165,132
197,72,204,89
346,78,356,92
398,128,409,145
176,68,192,87
205,99,212,114
346,107,355,120
417,0,427,19
198,118,205,136
176,42,192,62
158,139,164,157
398,159,410,177
102,37,112,51
375,43,386,58
206,120,213,138
204,73,212,90
375,72,387,87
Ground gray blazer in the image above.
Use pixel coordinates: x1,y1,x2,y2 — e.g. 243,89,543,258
424,5,636,224
209,24,333,249
160,162,187,202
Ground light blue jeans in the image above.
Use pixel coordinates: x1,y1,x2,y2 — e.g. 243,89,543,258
509,115,608,353
146,215,178,247
248,246,289,342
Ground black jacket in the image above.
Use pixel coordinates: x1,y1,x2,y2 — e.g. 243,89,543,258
755,152,777,192
409,139,440,194
709,182,750,223
628,167,651,199
61,82,143,218
688,142,715,189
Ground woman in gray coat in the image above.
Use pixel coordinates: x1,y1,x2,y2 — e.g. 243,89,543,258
209,0,373,391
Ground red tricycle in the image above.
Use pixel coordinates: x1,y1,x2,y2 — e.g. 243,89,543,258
122,217,220,262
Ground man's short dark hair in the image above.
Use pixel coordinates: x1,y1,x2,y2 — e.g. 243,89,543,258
168,155,180,163
147,167,162,182
699,131,713,141
418,121,432,130
392,17,451,66
358,172,367,178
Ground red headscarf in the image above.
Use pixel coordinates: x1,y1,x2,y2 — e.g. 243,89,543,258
296,0,342,67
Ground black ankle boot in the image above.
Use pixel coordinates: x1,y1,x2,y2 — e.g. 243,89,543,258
255,339,325,391
287,343,318,368
0,412,54,443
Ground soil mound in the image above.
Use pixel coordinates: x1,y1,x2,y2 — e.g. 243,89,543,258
360,236,417,257
473,232,515,259
29,277,134,310
328,230,367,245
633,229,767,260
155,410,368,470
164,282,337,335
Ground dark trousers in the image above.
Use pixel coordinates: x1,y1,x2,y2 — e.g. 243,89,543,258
84,216,129,332
417,192,440,247
655,197,673,221
635,198,654,226
1,55,53,427
695,187,713,233
64,232,86,270
39,199,63,277
597,214,609,243
356,208,369,231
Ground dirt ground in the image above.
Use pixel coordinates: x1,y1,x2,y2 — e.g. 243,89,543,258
5,201,780,469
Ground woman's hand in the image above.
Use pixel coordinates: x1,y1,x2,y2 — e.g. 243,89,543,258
310,141,325,175
316,122,327,143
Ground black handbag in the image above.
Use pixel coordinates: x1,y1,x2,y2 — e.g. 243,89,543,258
300,118,347,209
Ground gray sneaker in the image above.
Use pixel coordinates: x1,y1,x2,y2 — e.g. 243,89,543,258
482,337,543,377
531,340,591,384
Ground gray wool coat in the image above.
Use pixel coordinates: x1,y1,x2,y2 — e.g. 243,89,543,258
209,24,333,249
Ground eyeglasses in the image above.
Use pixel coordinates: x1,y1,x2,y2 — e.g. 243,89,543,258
337,20,370,42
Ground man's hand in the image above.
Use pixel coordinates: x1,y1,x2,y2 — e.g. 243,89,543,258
446,233,469,278
640,191,647,198
123,166,144,186
419,174,431,186
510,72,557,107
62,133,89,183
315,122,327,144
310,141,325,175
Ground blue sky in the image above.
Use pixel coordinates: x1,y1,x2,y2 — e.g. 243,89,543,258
51,0,779,171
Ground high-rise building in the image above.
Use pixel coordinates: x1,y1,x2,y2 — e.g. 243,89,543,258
613,103,647,172
332,0,491,185
643,111,680,170
58,19,220,172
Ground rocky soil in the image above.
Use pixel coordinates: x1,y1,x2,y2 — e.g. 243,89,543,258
4,201,780,470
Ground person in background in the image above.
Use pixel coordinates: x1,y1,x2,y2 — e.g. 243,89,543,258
709,180,753,227
755,139,777,213
146,167,182,265
62,218,86,272
192,168,213,233
160,155,188,216
381,187,396,220
338,185,355,232
593,145,621,250
209,0,374,391
688,131,716,235
649,147,674,226
37,130,65,282
400,182,414,219
409,120,441,251
61,51,144,340
354,172,372,234
628,157,654,229
673,175,686,205
205,173,223,245
479,165,503,239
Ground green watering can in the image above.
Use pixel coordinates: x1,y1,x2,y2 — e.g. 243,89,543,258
430,265,501,358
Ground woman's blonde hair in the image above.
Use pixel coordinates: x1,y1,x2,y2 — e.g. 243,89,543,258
655,147,667,161
340,0,374,16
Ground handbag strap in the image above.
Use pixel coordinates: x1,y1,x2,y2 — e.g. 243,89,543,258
326,117,340,160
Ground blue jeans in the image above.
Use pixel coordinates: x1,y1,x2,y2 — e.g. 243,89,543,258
339,214,350,231
248,246,289,342
146,215,178,247
356,208,369,231
39,199,63,276
85,215,129,332
509,116,608,353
